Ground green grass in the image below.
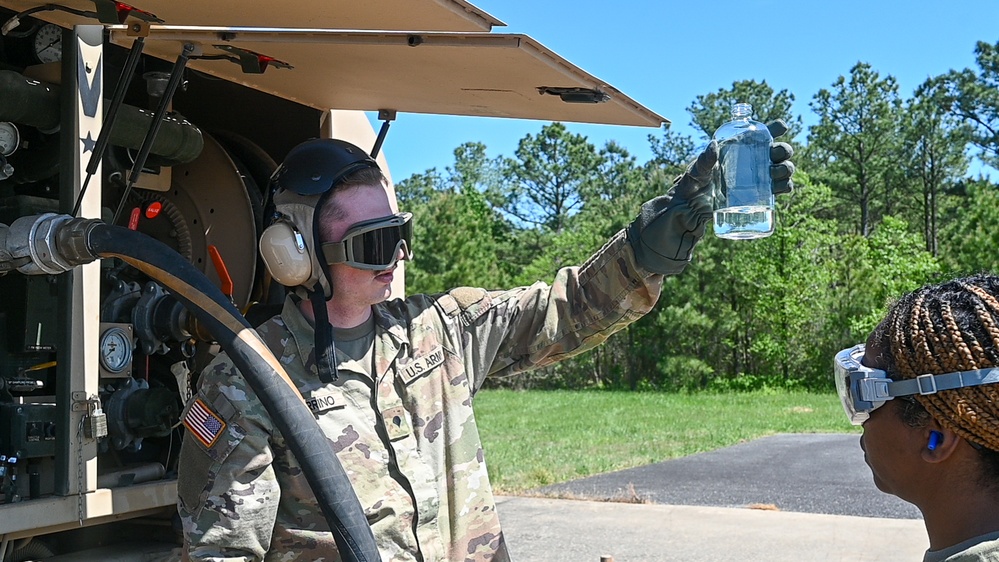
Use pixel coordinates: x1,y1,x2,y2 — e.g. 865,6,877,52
473,389,859,494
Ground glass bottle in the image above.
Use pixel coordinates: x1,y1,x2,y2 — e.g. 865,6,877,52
712,103,774,239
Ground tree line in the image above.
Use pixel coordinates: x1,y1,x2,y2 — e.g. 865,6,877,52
395,40,999,392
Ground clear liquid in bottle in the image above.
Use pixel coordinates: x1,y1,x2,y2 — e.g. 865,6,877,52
712,103,774,239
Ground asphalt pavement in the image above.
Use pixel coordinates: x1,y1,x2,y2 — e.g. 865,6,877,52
495,433,930,561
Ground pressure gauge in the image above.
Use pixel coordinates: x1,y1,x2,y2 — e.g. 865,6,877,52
32,23,63,64
99,325,133,375
0,122,18,157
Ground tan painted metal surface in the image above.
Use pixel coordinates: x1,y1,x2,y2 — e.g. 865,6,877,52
105,27,665,127
113,26,668,127
0,0,665,127
0,481,177,538
0,0,503,32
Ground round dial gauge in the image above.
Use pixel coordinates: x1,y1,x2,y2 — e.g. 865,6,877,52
32,23,63,64
99,326,133,374
0,122,18,157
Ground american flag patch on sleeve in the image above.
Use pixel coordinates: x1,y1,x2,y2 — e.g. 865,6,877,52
183,398,227,448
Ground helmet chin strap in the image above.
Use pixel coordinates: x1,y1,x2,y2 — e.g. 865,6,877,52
310,288,338,384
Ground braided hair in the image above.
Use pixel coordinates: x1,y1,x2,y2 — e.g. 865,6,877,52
870,273,999,485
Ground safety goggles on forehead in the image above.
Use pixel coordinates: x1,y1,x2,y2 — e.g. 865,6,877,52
834,343,999,425
321,212,413,270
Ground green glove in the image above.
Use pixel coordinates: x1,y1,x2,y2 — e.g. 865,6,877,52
627,142,717,276
767,120,796,195
628,120,795,275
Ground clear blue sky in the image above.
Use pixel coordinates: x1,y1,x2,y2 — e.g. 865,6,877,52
373,0,999,183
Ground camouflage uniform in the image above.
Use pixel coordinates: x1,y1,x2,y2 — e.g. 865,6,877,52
177,230,662,561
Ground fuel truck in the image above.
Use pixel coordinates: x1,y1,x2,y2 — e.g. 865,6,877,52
0,0,665,559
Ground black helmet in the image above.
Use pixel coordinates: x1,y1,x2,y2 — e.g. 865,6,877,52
271,138,379,197
260,138,381,299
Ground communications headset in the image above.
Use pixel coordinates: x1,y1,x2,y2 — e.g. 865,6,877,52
258,138,382,383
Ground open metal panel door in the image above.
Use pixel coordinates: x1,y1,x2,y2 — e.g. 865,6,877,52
107,26,668,128
119,0,504,30
0,0,503,31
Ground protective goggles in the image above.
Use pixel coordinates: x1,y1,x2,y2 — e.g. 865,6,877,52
321,212,413,270
834,343,999,425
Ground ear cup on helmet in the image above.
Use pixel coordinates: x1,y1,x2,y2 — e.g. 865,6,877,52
259,220,313,287
266,196,329,297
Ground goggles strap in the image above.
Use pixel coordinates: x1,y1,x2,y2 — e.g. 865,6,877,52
886,367,999,398
323,241,348,265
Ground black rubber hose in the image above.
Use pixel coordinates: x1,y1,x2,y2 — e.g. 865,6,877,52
86,223,380,562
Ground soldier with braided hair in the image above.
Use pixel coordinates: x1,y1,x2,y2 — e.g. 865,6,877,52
834,273,999,561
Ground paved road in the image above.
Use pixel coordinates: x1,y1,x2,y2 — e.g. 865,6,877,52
495,433,929,561
534,433,920,519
